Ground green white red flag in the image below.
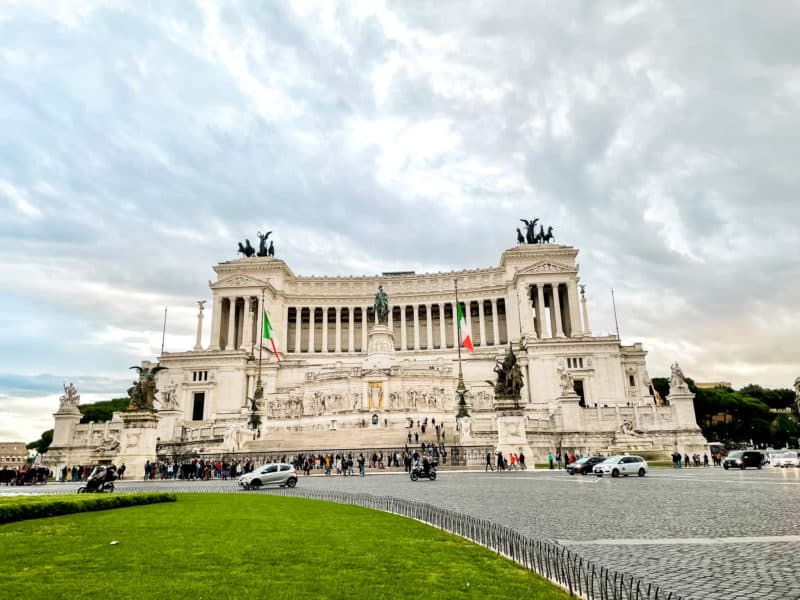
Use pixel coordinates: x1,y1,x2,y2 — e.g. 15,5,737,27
456,302,474,353
262,311,281,361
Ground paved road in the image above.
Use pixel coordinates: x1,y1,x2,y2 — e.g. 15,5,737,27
5,466,800,599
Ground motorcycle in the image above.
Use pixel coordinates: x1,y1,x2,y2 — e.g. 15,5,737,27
77,465,117,493
410,459,438,481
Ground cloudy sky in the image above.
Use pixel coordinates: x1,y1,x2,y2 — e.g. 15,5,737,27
1,1,798,442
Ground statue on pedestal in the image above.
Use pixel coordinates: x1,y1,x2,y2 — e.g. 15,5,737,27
488,344,524,399
669,362,689,393
158,383,178,410
127,364,168,411
373,285,389,324
59,382,81,411
558,368,576,396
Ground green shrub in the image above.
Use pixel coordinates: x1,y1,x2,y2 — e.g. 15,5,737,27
0,493,176,524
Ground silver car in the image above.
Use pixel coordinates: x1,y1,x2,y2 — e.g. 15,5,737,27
593,455,648,477
239,463,298,489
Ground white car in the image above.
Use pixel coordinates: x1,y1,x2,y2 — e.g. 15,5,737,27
239,463,298,489
776,452,800,468
593,455,648,478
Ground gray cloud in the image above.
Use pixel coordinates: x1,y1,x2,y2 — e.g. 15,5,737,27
0,1,798,439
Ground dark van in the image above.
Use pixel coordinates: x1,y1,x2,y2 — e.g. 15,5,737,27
723,450,765,470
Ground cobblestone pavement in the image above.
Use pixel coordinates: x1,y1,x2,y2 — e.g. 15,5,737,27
5,466,800,599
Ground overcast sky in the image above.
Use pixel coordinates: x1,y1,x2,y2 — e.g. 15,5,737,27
1,1,798,442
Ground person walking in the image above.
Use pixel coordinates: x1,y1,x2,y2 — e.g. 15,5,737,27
519,452,526,470
703,453,709,467
485,451,494,471
358,453,366,477
548,452,554,470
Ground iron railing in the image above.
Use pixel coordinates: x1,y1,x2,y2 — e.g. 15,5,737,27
253,487,684,600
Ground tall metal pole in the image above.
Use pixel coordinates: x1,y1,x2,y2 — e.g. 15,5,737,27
454,279,468,416
611,288,620,340
257,288,265,382
160,307,168,355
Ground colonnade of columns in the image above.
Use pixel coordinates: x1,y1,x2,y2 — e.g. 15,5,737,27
284,298,509,354
208,282,589,353
517,281,586,339
210,295,262,351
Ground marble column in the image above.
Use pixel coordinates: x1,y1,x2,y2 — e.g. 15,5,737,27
536,284,547,338
242,296,254,353
504,284,520,343
308,306,316,353
194,301,205,351
348,307,355,352
361,306,368,350
225,297,237,350
295,307,302,353
425,304,433,350
552,284,565,337
400,304,407,350
413,304,420,350
566,282,580,338
477,299,486,346
580,288,591,335
491,299,500,346
518,285,536,339
335,307,342,353
439,303,447,349
321,306,329,353
210,296,223,350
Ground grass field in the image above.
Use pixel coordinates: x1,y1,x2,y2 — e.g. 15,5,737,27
0,493,570,599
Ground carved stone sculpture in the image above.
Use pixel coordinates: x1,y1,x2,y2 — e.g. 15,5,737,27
127,365,168,411
559,368,575,396
669,362,689,393
59,382,81,411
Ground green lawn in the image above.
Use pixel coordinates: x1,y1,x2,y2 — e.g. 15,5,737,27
0,493,570,599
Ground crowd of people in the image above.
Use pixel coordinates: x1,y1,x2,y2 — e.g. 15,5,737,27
0,466,51,485
484,450,527,471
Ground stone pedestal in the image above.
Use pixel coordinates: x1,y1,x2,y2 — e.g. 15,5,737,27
366,324,395,370
118,411,159,480
667,389,708,454
156,409,183,443
496,412,534,469
556,392,583,430
494,395,533,467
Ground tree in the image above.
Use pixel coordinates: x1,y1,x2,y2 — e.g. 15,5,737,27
27,429,53,455
79,397,130,423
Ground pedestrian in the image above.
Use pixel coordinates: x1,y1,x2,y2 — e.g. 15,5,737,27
486,451,494,471
684,453,690,468
496,451,505,471
358,453,366,477
556,452,562,470
548,452,554,470
519,452,526,470
703,453,709,467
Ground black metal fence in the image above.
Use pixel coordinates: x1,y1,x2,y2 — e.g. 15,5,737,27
255,487,684,600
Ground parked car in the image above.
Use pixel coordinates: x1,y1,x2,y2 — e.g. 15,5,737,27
593,455,648,477
566,456,606,475
722,450,765,470
776,451,800,468
239,463,298,489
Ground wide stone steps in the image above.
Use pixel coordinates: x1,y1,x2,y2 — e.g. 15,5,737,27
241,426,448,452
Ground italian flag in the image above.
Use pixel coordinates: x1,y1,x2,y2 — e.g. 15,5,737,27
262,311,281,361
456,302,475,353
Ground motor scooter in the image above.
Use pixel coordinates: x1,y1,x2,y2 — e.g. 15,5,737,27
77,465,117,493
410,459,437,481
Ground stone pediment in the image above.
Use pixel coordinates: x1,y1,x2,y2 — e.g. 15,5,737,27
210,274,269,290
517,261,576,275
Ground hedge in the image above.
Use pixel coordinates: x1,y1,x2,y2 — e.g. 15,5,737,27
0,493,176,524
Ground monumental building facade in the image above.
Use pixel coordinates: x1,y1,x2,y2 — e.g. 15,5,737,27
46,242,707,472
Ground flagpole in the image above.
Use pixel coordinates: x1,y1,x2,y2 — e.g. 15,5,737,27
454,279,468,416
250,288,266,438
160,306,168,356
